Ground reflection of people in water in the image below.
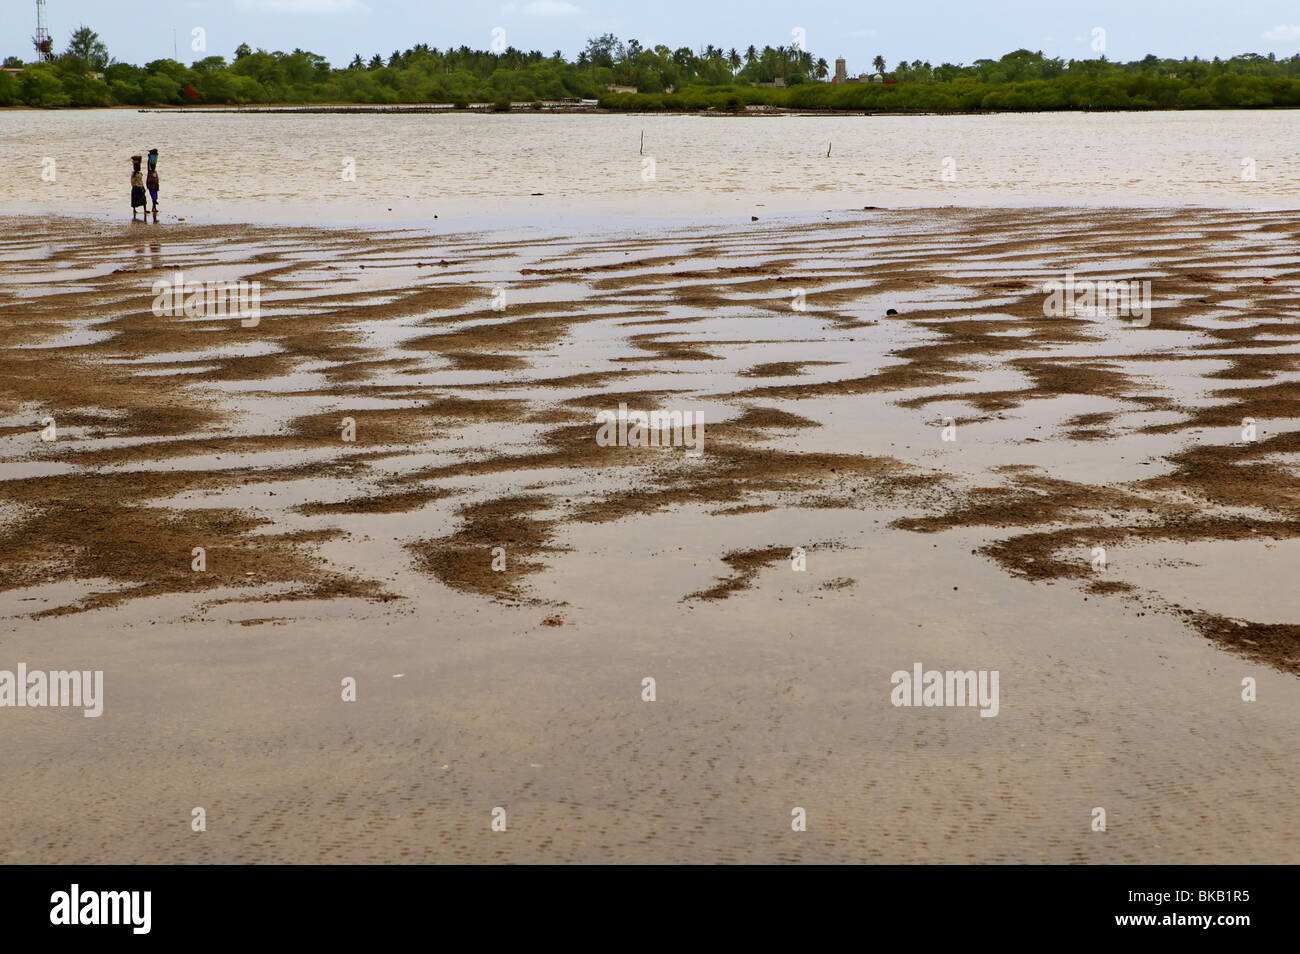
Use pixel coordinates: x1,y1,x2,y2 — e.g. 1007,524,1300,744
146,149,159,223
130,155,147,221
134,241,162,269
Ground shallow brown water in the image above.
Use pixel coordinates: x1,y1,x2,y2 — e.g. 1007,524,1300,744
3,109,1299,226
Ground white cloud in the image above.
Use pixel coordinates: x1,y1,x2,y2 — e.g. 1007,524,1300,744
1262,24,1300,42
233,0,369,13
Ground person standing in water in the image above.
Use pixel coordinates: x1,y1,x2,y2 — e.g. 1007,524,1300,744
130,155,147,221
146,149,160,223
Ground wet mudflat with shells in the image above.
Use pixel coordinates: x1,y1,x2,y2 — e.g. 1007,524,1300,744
0,207,1296,862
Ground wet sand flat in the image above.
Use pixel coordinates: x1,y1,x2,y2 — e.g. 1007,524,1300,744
0,208,1297,863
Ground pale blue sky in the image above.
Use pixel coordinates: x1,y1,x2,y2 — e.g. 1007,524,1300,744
9,0,1300,69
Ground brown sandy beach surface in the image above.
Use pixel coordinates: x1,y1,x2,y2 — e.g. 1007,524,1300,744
0,207,1297,863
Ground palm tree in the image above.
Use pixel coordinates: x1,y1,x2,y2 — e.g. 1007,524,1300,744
872,54,886,75
815,57,829,80
783,43,803,80
727,48,741,74
744,45,758,66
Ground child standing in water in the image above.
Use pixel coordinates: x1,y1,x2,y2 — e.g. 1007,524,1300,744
130,155,147,221
146,149,159,223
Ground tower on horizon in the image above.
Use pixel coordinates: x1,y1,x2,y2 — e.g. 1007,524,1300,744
33,0,54,62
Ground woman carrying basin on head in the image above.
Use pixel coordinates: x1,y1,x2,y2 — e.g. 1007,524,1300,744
146,149,160,223
130,155,147,222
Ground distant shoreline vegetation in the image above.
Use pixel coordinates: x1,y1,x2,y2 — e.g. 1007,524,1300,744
596,75,1300,112
4,30,1300,111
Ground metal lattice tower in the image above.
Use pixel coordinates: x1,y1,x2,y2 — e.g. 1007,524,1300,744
34,0,53,62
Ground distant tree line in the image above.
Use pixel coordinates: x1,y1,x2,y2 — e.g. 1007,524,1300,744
3,27,1300,110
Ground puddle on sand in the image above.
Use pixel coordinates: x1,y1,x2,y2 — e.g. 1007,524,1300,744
1104,537,1300,623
